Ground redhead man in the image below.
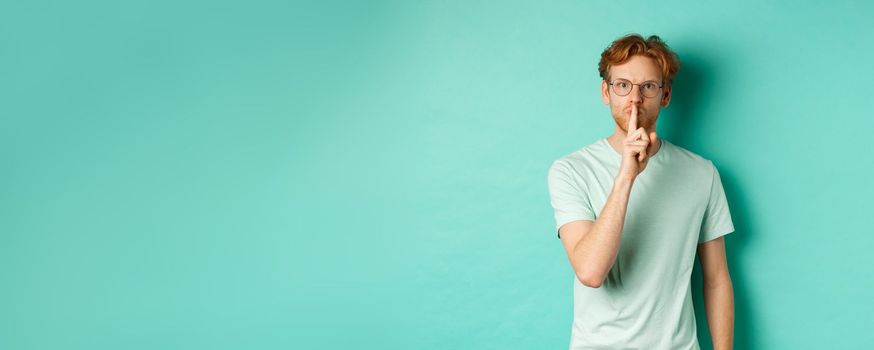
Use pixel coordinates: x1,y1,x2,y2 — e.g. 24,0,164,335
547,34,735,350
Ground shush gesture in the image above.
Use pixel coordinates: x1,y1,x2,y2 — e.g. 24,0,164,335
547,35,734,348
618,104,658,180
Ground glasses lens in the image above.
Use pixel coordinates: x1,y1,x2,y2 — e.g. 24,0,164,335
612,79,631,96
641,82,660,98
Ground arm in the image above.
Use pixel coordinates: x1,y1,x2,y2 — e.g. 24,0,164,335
558,105,656,288
698,236,734,350
558,177,632,288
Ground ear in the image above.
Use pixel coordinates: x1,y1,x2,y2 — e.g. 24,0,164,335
601,80,610,105
661,84,672,107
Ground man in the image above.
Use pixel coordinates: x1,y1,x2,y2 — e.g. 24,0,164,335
547,34,735,350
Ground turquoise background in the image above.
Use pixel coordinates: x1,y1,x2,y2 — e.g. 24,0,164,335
3,0,873,349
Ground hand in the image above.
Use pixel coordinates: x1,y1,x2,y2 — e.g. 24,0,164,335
618,104,657,181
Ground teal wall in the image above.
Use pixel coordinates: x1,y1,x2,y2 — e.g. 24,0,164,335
3,0,873,349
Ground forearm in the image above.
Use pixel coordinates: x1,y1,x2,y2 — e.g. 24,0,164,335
572,176,633,287
704,278,735,350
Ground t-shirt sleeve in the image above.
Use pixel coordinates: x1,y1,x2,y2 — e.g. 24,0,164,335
698,161,736,243
547,160,595,239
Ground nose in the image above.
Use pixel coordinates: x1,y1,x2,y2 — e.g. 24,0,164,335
628,84,643,103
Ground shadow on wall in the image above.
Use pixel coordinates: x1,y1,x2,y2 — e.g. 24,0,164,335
661,47,759,350
657,49,707,147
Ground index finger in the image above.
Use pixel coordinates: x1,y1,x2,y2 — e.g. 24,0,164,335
627,104,638,135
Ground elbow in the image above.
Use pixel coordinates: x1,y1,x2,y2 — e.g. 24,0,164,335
704,275,733,290
576,271,604,289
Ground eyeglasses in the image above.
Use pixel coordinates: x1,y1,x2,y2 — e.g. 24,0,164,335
607,79,664,98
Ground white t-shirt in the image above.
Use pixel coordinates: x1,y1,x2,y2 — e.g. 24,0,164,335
547,137,735,350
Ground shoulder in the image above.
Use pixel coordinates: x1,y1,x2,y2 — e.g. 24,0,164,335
548,138,609,175
663,140,719,174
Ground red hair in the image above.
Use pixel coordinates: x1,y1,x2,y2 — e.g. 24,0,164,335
598,34,681,86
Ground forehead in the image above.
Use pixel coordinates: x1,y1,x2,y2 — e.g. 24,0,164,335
609,55,662,81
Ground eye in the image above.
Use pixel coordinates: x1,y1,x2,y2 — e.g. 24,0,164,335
641,82,658,90
615,81,630,89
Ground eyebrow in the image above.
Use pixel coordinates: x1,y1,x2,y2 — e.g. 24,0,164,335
613,77,661,82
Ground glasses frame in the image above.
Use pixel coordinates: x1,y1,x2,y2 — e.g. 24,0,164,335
606,79,665,98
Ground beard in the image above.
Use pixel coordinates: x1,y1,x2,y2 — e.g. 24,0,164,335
613,107,658,133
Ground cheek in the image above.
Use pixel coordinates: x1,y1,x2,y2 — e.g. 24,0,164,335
611,99,626,110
